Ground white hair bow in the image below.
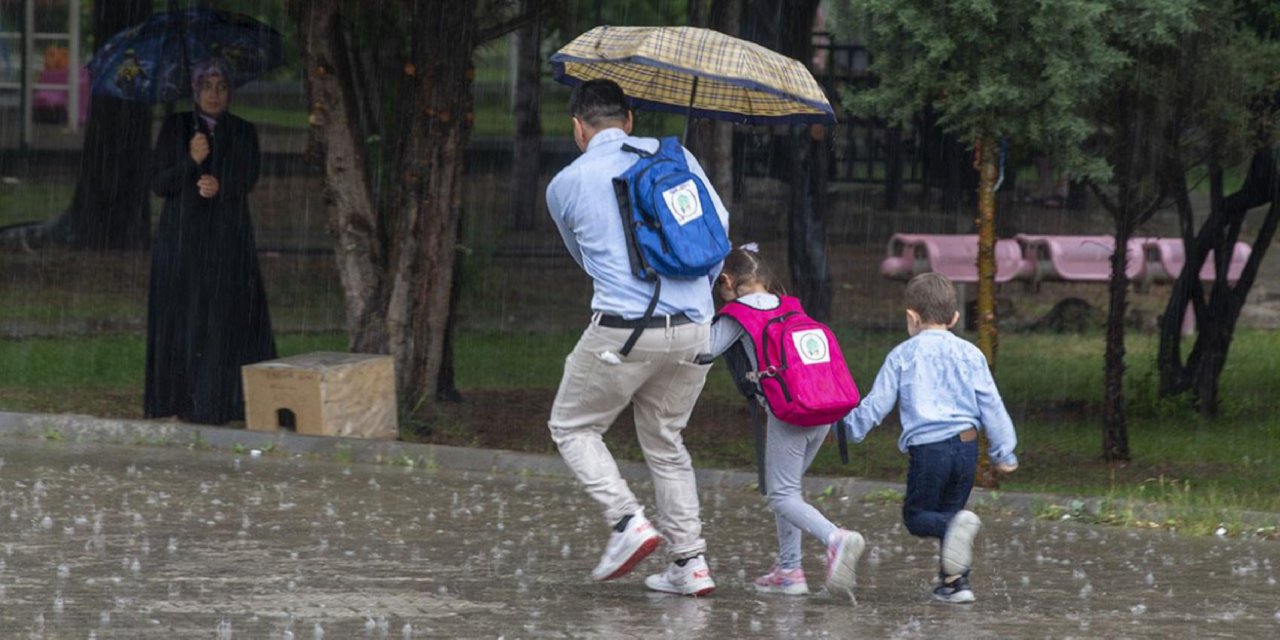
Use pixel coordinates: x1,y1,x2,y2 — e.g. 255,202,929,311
739,242,759,253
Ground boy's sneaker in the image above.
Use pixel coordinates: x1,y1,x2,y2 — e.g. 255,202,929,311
644,554,716,597
752,566,809,595
941,510,982,577
932,572,976,604
590,511,662,581
824,529,865,593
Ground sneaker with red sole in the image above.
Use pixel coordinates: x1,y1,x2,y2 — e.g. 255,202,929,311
591,511,662,581
644,554,716,597
752,565,809,595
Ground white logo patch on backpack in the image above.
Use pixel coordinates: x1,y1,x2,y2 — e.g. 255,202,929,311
792,329,830,364
661,179,704,226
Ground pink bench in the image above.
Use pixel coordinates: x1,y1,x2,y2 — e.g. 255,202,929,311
1142,238,1252,285
879,233,1029,283
879,233,1252,288
1014,234,1149,284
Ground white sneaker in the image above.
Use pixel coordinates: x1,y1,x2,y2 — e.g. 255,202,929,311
825,529,865,593
644,555,716,597
941,510,981,577
591,511,662,581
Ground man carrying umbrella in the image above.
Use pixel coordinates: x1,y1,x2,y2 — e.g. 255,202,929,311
545,79,730,596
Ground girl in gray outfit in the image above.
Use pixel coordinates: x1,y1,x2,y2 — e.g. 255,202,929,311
702,246,865,597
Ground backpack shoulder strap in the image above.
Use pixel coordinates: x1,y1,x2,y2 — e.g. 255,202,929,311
621,136,664,159
620,141,655,158
718,299,788,361
775,295,806,315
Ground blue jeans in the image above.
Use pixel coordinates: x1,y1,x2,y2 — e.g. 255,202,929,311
902,434,978,539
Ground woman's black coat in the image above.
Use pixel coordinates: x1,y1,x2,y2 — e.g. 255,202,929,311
144,111,276,424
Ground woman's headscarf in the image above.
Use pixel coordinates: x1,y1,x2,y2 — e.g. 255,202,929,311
190,58,231,101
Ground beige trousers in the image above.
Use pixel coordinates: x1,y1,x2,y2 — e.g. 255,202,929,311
548,318,711,559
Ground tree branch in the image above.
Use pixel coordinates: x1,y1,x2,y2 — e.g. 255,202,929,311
477,5,544,44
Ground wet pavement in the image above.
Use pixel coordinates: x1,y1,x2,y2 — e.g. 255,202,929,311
0,435,1277,639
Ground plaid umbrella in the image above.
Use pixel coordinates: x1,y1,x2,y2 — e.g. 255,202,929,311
550,25,835,126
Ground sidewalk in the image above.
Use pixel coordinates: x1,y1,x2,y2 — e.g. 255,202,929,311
1,410,1277,637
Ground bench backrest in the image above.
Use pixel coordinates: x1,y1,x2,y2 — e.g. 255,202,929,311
1144,238,1252,284
1015,234,1146,281
882,233,1026,283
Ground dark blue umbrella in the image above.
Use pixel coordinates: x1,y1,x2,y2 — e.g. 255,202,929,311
87,8,284,104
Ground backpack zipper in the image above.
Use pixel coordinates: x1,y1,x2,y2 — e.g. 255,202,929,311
632,158,679,255
762,312,798,403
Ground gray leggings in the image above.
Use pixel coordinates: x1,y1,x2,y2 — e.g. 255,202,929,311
764,414,840,569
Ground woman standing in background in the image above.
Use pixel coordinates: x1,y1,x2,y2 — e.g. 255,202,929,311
144,57,276,425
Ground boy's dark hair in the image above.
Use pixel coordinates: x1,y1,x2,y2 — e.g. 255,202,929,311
568,79,630,128
720,246,786,298
904,272,957,324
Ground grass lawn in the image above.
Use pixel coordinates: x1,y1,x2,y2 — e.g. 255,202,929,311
2,324,1276,537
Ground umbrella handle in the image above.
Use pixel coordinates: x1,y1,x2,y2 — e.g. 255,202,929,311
681,76,700,147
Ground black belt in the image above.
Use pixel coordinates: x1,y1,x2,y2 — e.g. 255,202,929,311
597,313,693,329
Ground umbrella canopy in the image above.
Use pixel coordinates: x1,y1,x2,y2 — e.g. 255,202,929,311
550,25,835,126
87,8,284,104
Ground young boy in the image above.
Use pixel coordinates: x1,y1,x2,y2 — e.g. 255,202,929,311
840,272,1018,604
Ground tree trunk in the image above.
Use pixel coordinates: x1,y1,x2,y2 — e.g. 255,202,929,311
884,126,903,211
1156,168,1200,399
384,0,476,418
973,135,999,488
788,125,832,320
436,217,465,403
509,0,542,232
974,136,999,364
294,0,387,353
1102,216,1132,462
707,0,741,227
1159,148,1279,416
747,0,826,315
51,0,153,251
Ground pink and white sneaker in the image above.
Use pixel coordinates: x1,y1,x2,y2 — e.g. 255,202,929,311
825,529,865,594
591,511,662,581
752,565,810,595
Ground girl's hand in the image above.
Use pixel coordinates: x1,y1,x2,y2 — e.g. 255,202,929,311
197,174,220,198
995,462,1018,474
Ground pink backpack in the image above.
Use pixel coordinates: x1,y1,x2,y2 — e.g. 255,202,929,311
717,296,861,426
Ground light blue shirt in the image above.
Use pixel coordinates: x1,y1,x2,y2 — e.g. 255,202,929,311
546,128,730,322
840,329,1018,467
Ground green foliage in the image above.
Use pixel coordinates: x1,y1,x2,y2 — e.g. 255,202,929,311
546,0,691,50
842,0,1108,179
839,0,1208,182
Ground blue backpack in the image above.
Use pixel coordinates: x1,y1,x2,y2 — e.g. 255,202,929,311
613,137,731,279
611,137,731,354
